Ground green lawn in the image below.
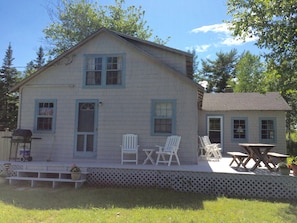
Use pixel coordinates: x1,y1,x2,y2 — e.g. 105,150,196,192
0,183,296,223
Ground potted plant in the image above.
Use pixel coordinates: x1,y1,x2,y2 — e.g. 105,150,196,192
70,164,81,180
277,162,290,175
288,156,297,176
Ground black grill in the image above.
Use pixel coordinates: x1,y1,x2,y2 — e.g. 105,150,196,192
11,129,32,143
8,129,33,161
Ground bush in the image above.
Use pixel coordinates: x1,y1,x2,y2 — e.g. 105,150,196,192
287,131,297,155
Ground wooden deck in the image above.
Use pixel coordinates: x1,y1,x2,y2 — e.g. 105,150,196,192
0,157,289,176
1,158,297,200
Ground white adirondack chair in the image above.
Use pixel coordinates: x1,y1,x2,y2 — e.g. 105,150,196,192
121,134,139,164
156,135,181,166
198,136,207,161
199,136,222,161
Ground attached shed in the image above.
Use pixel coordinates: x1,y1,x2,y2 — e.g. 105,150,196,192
199,92,291,154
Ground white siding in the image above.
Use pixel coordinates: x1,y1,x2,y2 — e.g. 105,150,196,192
18,32,199,164
199,110,287,154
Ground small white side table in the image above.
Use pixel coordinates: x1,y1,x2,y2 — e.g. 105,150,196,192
143,148,155,165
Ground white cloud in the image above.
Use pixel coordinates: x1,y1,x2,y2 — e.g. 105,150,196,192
191,23,231,34
221,37,244,46
194,44,211,52
199,81,208,89
191,23,257,47
221,35,258,46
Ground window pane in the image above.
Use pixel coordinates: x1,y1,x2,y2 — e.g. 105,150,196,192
94,58,102,70
86,135,94,152
107,57,121,70
78,103,95,132
233,119,246,139
38,103,54,115
77,135,84,152
209,118,221,130
154,119,172,133
261,120,274,139
37,117,52,130
86,71,101,85
87,57,102,70
106,71,121,85
155,103,172,117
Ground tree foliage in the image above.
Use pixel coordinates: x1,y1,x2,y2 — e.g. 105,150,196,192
226,0,297,131
231,51,265,93
44,0,169,58
24,46,46,76
188,49,199,80
199,49,238,92
227,0,297,65
0,44,20,130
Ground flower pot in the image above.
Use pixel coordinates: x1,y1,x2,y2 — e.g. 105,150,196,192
71,172,81,180
291,164,297,176
279,167,290,175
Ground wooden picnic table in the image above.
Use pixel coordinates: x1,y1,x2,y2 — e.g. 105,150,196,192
239,143,275,172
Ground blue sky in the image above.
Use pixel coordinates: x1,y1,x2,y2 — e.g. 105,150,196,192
0,0,263,71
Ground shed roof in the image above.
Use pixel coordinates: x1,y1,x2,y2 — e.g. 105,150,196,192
202,92,291,111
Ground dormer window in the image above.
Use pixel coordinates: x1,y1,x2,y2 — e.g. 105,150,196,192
84,54,125,87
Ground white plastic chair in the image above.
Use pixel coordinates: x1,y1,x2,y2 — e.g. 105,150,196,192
156,135,181,166
121,134,139,164
199,135,222,161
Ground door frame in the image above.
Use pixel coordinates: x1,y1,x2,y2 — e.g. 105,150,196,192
207,115,224,151
74,99,98,158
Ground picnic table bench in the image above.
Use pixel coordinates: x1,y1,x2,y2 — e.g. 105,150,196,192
227,152,249,170
267,152,289,167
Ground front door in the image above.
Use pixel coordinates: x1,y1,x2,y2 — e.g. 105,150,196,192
75,100,98,157
207,116,223,150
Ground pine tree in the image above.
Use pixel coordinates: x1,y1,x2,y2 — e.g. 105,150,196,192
24,46,46,76
199,49,238,92
34,46,45,69
0,43,20,130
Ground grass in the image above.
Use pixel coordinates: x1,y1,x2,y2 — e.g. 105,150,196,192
0,183,296,222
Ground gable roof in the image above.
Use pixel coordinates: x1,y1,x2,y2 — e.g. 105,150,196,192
202,92,291,111
11,28,202,93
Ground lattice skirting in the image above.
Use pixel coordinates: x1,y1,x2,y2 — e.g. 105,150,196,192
87,167,297,200
2,164,297,200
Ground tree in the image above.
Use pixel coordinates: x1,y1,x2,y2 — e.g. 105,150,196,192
264,60,297,138
199,49,238,92
34,46,45,69
226,0,297,133
0,43,20,130
230,51,265,93
226,0,297,66
44,0,169,58
24,46,46,76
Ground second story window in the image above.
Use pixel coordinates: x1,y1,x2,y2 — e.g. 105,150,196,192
84,54,124,87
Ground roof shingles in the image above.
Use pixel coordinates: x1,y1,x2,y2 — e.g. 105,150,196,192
202,92,291,111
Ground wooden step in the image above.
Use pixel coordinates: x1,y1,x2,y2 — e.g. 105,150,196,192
7,168,89,189
7,176,87,189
